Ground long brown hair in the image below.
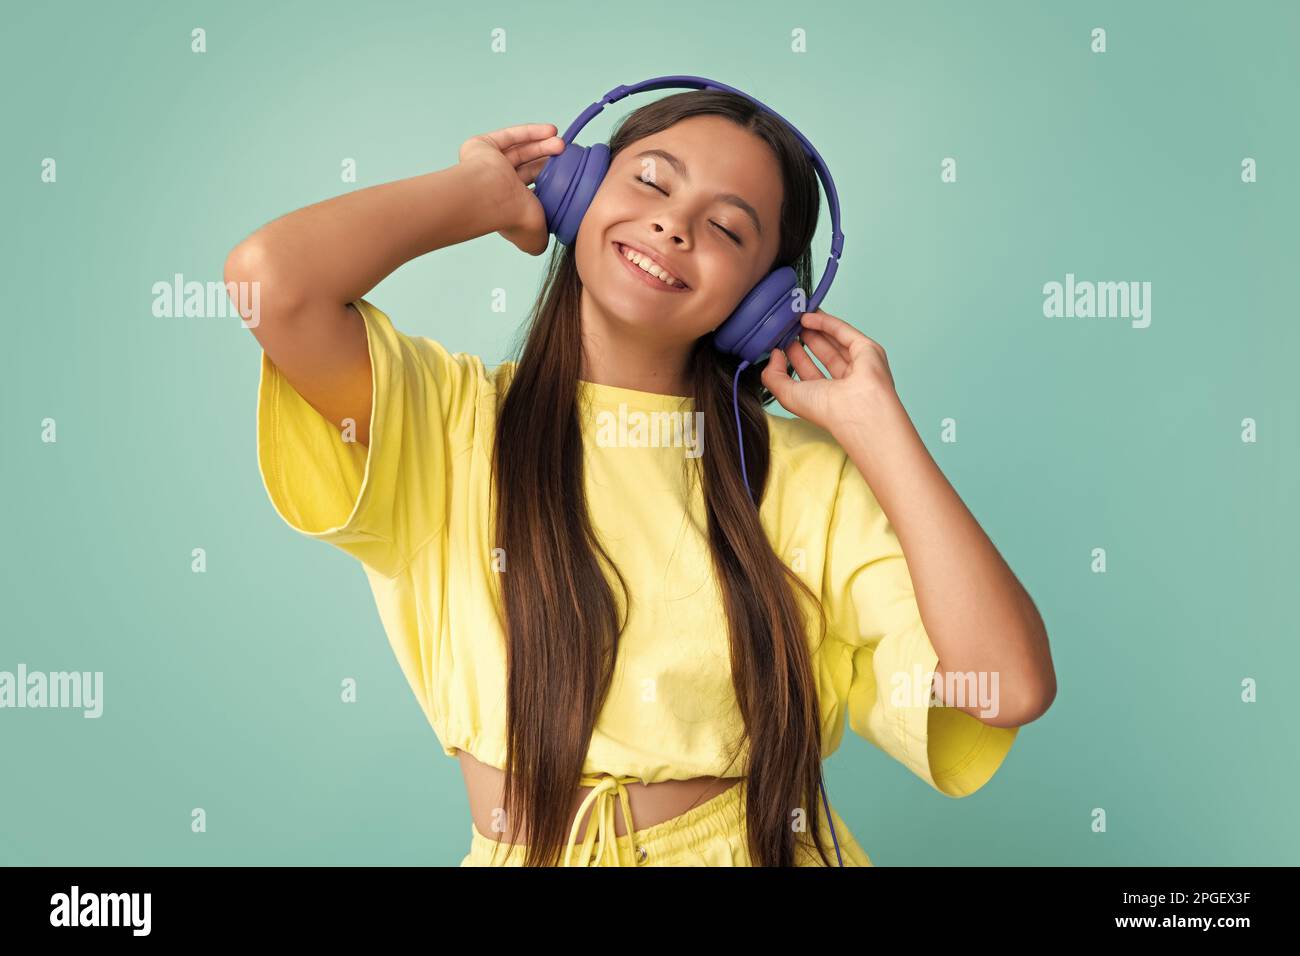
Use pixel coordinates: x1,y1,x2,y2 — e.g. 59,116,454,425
489,89,836,866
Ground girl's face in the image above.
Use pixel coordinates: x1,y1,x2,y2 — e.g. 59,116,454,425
574,115,786,347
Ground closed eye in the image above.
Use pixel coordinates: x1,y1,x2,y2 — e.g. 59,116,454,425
633,176,743,246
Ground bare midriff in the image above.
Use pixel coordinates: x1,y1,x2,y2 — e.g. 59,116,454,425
456,749,742,843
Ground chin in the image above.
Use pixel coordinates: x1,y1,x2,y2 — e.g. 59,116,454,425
602,300,668,331
590,268,675,322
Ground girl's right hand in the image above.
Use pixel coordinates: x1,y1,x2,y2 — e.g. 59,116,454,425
460,124,567,256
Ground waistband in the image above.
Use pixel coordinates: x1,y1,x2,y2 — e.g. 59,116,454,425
469,772,750,866
465,774,871,866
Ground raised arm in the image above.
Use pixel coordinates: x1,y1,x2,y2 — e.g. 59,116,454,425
223,124,564,446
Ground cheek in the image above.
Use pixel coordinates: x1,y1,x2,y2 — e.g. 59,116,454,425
707,253,755,302
574,195,620,256
590,181,656,228
574,205,610,265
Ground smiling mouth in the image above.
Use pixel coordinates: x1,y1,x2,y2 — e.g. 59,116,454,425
612,242,691,293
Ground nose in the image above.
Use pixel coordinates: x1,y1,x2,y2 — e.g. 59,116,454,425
650,221,692,249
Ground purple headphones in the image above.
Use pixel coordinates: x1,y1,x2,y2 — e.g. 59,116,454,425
535,75,848,867
534,74,845,370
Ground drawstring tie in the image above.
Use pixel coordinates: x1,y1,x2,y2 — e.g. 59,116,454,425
564,773,643,866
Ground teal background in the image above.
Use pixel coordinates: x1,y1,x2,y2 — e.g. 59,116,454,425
2,0,1296,866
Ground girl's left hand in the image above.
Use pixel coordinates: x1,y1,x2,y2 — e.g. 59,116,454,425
760,310,901,437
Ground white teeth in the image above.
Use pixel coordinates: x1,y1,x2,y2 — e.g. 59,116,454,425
620,245,683,287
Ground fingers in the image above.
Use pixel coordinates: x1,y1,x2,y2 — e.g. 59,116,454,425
784,338,827,381
800,309,877,353
480,123,560,151
504,136,565,172
798,328,850,377
761,347,796,404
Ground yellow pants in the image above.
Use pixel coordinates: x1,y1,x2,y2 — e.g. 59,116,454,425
459,774,873,866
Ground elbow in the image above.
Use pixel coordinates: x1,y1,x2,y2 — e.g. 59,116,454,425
1006,610,1056,726
223,236,268,287
223,239,305,332
1002,663,1057,728
946,665,1055,729
1020,680,1057,726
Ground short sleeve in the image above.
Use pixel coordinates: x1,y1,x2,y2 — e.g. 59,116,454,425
821,452,1017,798
255,296,482,578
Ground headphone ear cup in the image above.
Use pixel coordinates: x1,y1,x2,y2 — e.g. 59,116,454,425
711,266,802,366
533,142,610,246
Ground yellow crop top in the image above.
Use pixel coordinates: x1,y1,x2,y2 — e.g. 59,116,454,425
255,297,1018,809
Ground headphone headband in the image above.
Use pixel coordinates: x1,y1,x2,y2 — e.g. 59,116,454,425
557,75,844,315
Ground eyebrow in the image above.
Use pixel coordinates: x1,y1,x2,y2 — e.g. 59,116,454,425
633,149,764,238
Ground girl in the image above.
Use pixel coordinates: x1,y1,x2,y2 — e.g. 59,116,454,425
228,89,1056,867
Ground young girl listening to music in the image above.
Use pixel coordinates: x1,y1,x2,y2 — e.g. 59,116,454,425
229,83,1055,866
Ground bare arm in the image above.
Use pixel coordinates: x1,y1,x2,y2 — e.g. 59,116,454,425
224,124,563,446
764,310,1058,729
